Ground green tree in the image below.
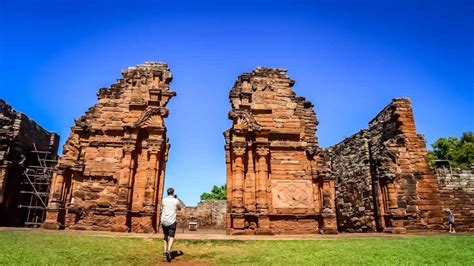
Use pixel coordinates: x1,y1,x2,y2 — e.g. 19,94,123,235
200,185,226,201
428,131,474,169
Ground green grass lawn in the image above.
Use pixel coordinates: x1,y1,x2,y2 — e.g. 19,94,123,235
0,231,473,265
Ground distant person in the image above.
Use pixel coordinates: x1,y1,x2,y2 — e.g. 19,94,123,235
161,187,181,262
448,211,455,233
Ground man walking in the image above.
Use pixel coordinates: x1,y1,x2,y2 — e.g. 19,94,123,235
448,210,456,233
161,187,181,262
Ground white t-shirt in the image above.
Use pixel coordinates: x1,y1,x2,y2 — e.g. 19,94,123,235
160,196,180,226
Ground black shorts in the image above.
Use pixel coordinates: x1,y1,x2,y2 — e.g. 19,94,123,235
162,222,177,239
449,221,454,225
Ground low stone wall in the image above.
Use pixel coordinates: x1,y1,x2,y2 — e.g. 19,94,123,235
435,165,474,232
177,200,226,229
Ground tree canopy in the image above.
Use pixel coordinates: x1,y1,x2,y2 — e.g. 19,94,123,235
427,131,474,169
200,185,226,201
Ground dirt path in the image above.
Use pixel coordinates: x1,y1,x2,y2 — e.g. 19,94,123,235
0,226,467,240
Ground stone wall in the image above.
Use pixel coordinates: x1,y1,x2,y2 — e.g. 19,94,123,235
435,164,474,232
224,68,336,235
328,98,444,233
43,62,176,233
177,200,226,229
329,130,376,232
0,99,59,226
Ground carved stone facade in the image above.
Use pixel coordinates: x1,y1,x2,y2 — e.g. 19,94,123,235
329,98,444,233
224,68,336,235
0,99,59,226
43,62,176,233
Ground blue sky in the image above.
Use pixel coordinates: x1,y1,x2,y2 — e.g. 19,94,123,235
1,0,473,205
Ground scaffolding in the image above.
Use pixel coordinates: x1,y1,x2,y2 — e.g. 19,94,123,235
18,143,57,227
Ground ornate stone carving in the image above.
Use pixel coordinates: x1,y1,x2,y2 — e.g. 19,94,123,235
256,146,269,157
135,106,168,128
232,145,246,157
228,110,261,132
271,180,314,209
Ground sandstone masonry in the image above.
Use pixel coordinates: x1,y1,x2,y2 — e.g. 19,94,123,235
224,68,464,235
329,98,444,233
43,62,176,233
224,68,336,235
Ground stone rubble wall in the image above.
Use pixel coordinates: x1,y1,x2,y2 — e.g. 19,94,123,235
177,200,226,229
328,98,444,233
436,166,474,232
328,130,377,232
0,99,59,226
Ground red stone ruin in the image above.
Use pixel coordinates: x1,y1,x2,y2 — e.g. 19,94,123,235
224,68,337,235
43,62,176,232
0,62,470,234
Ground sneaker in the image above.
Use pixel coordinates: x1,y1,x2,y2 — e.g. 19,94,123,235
166,251,172,262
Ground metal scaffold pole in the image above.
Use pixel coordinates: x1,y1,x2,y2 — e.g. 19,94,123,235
18,143,57,227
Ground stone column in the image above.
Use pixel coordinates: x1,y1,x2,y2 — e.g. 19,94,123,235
385,182,406,234
43,169,66,230
373,180,386,231
387,183,398,209
232,144,246,213
231,144,246,230
255,145,272,234
224,143,233,232
141,141,161,233
113,142,135,232
245,147,256,212
143,143,160,212
155,140,169,230
51,169,66,208
321,176,338,234
256,146,269,213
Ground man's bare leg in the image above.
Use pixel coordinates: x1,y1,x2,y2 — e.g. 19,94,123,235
167,236,175,253
163,238,168,253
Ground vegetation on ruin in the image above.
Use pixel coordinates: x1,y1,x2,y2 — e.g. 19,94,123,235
1,230,473,265
427,131,474,169
200,185,226,201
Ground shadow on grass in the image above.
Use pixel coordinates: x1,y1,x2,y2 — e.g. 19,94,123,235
170,250,184,259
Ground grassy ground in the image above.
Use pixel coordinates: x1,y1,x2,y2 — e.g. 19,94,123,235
0,231,473,265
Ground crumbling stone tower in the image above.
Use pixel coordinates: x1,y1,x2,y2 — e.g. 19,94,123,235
43,62,176,233
224,68,337,235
